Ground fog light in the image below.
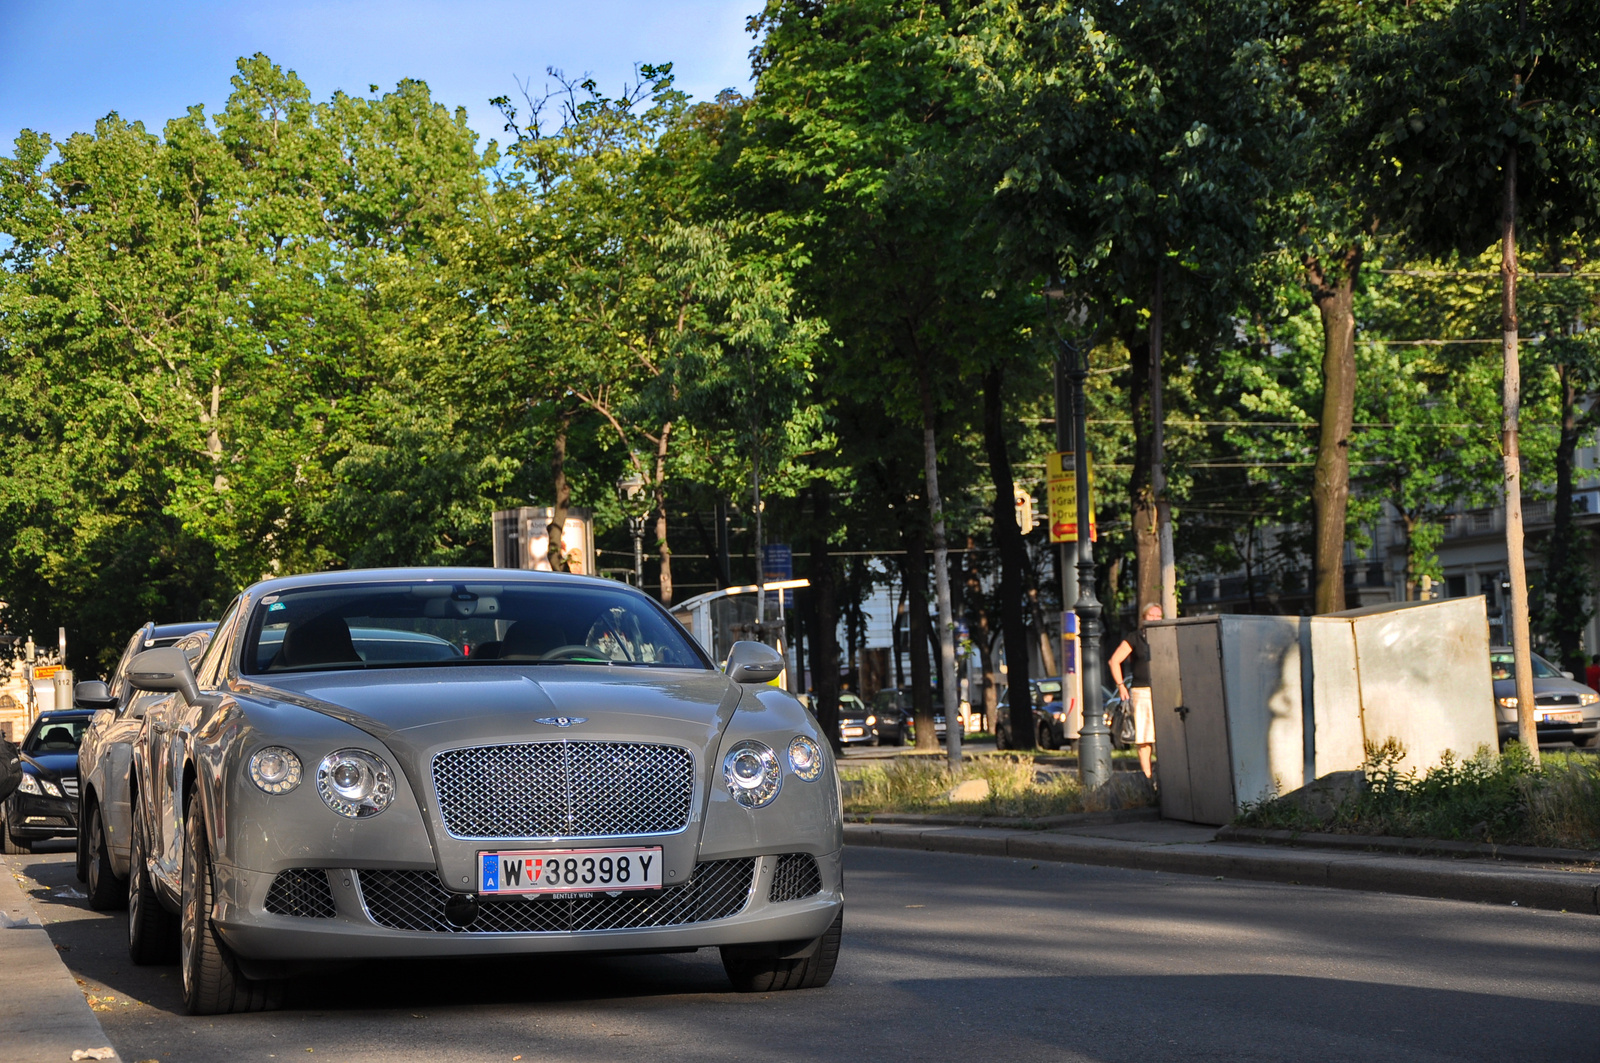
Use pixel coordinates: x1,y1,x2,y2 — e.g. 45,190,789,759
723,741,781,808
316,749,394,818
787,735,823,781
249,746,302,794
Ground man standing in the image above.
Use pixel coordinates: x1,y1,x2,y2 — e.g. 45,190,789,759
0,727,19,804
1108,603,1162,779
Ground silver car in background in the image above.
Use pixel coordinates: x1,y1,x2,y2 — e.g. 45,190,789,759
1490,647,1600,749
122,568,843,1015
75,622,215,909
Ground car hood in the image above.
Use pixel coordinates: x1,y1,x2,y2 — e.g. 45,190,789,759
21,752,78,777
233,665,743,759
1491,676,1596,700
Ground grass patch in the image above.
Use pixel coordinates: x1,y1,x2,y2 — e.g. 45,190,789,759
839,754,1155,819
1235,740,1600,850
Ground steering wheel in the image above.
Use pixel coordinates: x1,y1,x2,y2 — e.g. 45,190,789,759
541,644,612,662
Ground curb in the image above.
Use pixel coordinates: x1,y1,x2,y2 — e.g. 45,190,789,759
0,857,123,1063
1214,826,1600,867
846,806,1161,830
844,823,1600,915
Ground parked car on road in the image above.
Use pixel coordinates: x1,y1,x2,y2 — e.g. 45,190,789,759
75,621,216,908
995,679,1124,751
838,692,903,746
1,708,94,853
1490,647,1600,749
873,687,944,743
122,568,842,1014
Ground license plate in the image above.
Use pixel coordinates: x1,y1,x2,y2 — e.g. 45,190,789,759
843,727,865,736
479,847,663,895
1539,710,1583,724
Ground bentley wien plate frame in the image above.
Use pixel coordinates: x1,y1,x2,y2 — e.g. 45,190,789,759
480,846,664,895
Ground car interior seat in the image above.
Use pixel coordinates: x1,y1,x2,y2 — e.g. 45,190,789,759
274,613,361,669
497,620,570,660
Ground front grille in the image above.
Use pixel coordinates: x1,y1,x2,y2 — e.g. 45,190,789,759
264,869,337,918
432,741,694,839
60,777,79,799
768,853,823,902
358,858,755,934
1536,694,1581,707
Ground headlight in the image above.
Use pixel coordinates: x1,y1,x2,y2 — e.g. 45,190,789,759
18,774,42,796
787,735,823,781
865,715,876,726
249,746,303,795
1581,692,1600,706
1498,697,1518,709
723,740,781,808
316,749,394,818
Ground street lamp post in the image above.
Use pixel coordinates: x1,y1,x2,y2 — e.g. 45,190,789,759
1064,336,1113,790
617,472,646,588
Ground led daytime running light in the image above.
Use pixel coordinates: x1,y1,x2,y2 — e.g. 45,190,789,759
249,746,302,795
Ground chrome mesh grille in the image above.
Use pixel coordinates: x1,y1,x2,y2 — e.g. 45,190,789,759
60,777,79,799
432,741,694,839
357,859,754,934
1536,693,1581,706
264,869,337,919
768,853,823,903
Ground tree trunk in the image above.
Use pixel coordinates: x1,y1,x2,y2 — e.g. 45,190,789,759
1497,145,1537,760
905,523,936,750
983,366,1037,749
547,412,571,572
1307,248,1361,614
715,496,733,589
1027,585,1058,675
808,481,842,751
1547,363,1588,673
1129,337,1161,618
653,422,674,605
917,355,962,767
1151,266,1177,618
966,536,999,729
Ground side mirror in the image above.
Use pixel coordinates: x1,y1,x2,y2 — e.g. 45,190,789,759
126,647,202,705
724,641,785,685
1562,670,1575,680
74,680,116,710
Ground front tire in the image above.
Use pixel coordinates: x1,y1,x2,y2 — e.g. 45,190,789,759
128,802,178,964
84,804,126,911
180,797,280,1014
1,806,30,854
721,910,842,992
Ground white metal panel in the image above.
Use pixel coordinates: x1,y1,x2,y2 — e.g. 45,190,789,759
1308,618,1365,777
1338,597,1497,773
1219,616,1304,805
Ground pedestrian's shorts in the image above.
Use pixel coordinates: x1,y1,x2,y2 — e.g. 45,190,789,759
1130,685,1156,746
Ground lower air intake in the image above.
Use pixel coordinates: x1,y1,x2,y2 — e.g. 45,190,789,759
768,853,823,902
358,858,756,934
264,869,337,918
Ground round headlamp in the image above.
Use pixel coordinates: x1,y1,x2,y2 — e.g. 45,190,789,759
316,749,394,818
249,746,302,795
723,740,781,808
787,735,823,781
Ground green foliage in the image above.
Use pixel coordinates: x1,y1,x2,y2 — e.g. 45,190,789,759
1237,740,1600,850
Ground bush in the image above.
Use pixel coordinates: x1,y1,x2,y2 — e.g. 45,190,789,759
1235,740,1600,850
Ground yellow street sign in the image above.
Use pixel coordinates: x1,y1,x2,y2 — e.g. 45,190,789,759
1046,451,1096,543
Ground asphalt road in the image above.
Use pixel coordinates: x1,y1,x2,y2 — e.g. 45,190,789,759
8,840,1599,1063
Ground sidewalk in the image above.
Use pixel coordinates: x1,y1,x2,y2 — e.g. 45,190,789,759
0,856,122,1063
844,817,1600,915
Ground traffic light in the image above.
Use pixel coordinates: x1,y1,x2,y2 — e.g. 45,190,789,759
1013,488,1035,534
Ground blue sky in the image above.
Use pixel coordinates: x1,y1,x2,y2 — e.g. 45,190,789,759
0,1,760,154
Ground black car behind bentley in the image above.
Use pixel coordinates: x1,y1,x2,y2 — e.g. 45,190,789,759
1,708,92,853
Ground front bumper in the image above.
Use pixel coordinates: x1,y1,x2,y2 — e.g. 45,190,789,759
1497,718,1600,745
5,792,79,841
838,723,877,745
213,849,843,963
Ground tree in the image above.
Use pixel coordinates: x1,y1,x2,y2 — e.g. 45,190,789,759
1353,0,1600,759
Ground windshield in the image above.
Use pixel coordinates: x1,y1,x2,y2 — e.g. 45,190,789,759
240,581,709,674
1489,652,1564,680
25,718,88,754
839,695,866,715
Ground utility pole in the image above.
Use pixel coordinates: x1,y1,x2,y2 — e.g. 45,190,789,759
1055,357,1081,740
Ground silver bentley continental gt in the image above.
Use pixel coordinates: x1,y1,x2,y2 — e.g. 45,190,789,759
122,568,843,1014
